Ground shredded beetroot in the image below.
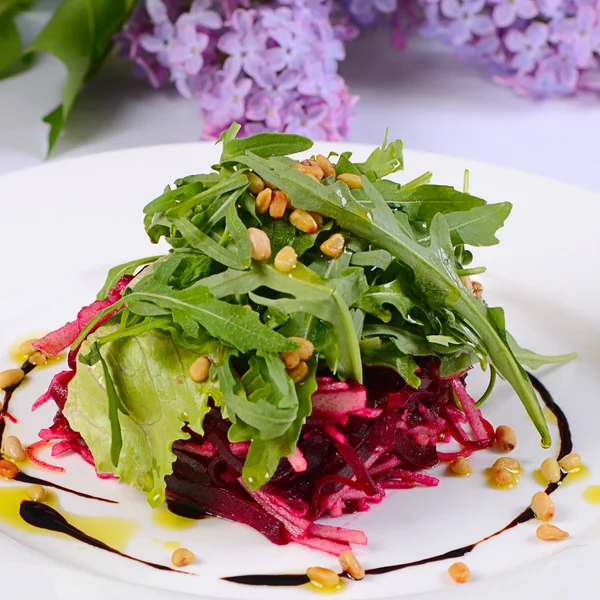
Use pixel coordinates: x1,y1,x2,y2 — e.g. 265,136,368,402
27,440,64,472
2,412,17,424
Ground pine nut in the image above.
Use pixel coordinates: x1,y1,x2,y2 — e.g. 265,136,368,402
531,491,554,521
242,304,252,310
18,339,37,357
540,458,561,483
536,524,568,541
289,209,318,234
274,246,297,273
495,425,517,452
171,547,195,567
472,281,483,299
448,457,471,476
0,368,24,390
460,276,473,294
189,356,210,383
280,351,301,370
28,351,48,366
246,172,265,195
27,484,47,502
492,457,520,472
306,566,340,589
289,361,308,383
448,562,470,584
269,190,289,219
3,436,26,462
316,154,335,178
291,162,325,181
289,337,314,361
559,452,581,472
320,233,345,258
248,227,272,260
309,212,323,227
339,550,365,580
336,173,363,189
263,179,276,190
0,459,18,479
255,188,272,214
492,467,513,487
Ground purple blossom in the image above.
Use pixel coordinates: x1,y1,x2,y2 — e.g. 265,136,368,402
202,75,254,126
348,0,398,25
246,91,286,129
298,65,346,107
557,5,600,67
440,0,495,45
285,101,328,139
489,0,538,28
180,0,223,30
504,22,549,72
168,21,209,76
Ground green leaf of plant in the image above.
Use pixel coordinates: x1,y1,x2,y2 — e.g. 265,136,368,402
353,277,414,322
96,255,162,300
351,249,392,270
65,328,220,506
354,134,404,178
226,201,252,268
26,0,137,154
440,202,512,247
360,337,420,388
507,333,577,370
221,132,313,163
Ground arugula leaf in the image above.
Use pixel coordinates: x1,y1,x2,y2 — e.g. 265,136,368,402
26,0,136,154
354,132,404,178
226,201,252,268
443,202,512,247
507,333,577,369
360,337,420,388
354,277,414,322
96,256,162,300
0,0,37,75
362,323,432,356
221,132,313,163
351,249,392,270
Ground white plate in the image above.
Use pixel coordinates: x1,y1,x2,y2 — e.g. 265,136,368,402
0,143,598,600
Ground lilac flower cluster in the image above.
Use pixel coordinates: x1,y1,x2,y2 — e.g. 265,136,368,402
119,0,357,140
420,0,600,97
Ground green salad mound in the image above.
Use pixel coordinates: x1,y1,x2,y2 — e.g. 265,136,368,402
63,125,574,507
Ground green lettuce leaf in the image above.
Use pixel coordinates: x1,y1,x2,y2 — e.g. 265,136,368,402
64,327,220,506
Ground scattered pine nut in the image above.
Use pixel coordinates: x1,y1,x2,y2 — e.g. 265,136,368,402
536,524,568,541
448,457,471,476
288,361,309,383
288,337,314,361
448,562,470,584
540,458,561,483
27,484,47,502
0,368,24,390
274,246,298,273
460,275,473,294
28,351,48,366
280,351,301,370
492,467,513,487
189,356,210,383
289,209,318,234
559,452,581,472
3,436,26,462
242,304,252,310
336,173,363,189
320,233,345,259
316,154,335,178
291,162,324,181
472,281,483,299
269,190,289,219
531,491,555,521
246,172,265,195
171,547,195,567
309,212,323,228
18,339,37,357
255,188,272,214
0,459,19,479
495,425,517,452
306,566,340,589
339,550,365,580
492,457,520,472
248,227,272,260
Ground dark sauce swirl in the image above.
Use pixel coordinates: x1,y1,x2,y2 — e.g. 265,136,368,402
223,373,572,587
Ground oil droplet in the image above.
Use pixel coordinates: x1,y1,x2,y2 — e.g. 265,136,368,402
533,469,548,487
9,334,64,368
303,580,346,595
152,539,182,551
151,504,197,531
582,484,600,504
562,464,590,486
0,485,138,551
543,408,558,426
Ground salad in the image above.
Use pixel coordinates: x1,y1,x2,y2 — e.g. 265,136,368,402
31,126,574,557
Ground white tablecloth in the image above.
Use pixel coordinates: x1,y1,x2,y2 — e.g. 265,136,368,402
1,7,598,192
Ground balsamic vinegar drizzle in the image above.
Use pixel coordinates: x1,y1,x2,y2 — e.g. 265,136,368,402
223,373,572,587
19,501,186,573
0,360,116,504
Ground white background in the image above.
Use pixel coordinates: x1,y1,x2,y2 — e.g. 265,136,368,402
0,2,598,191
